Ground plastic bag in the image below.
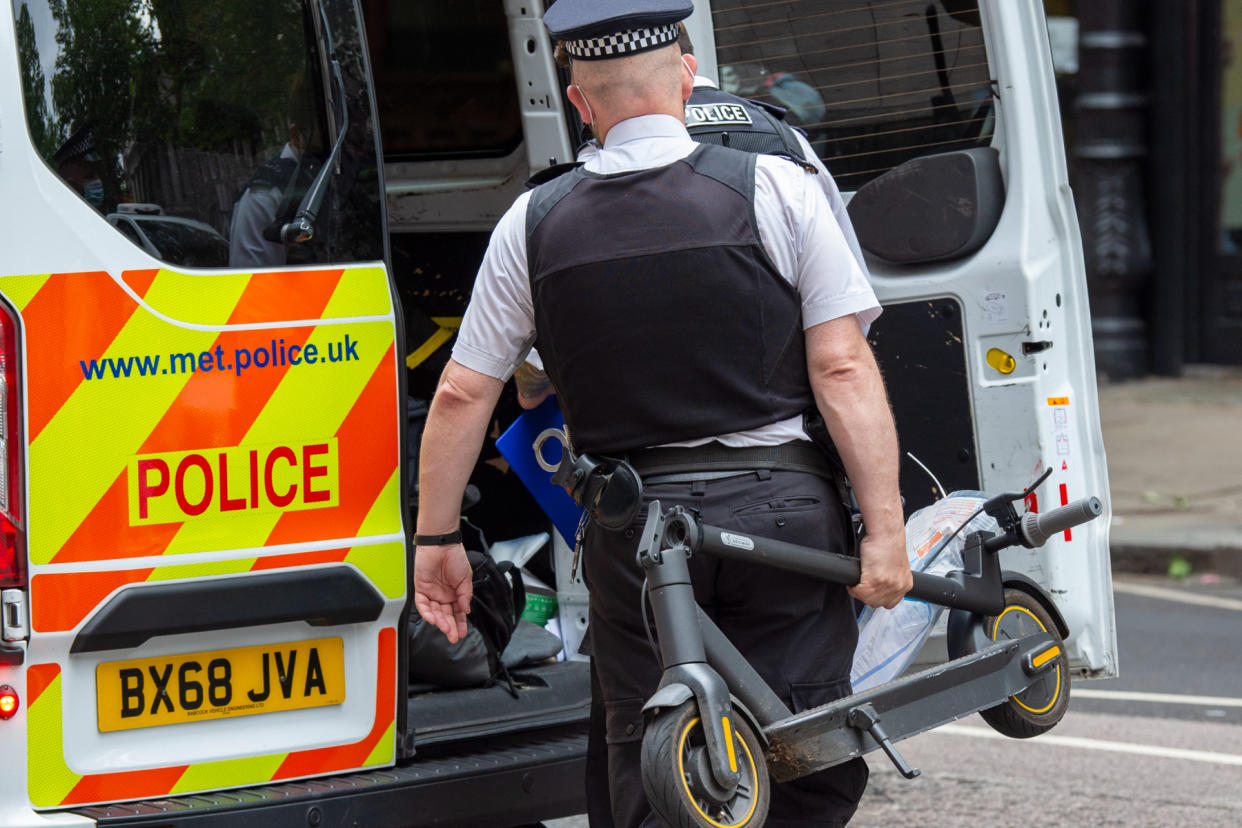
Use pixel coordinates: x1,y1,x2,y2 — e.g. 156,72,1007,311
850,492,999,692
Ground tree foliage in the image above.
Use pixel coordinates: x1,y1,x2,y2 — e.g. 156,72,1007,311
18,0,312,171
14,5,58,157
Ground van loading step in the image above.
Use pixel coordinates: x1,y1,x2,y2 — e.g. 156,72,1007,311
71,724,588,828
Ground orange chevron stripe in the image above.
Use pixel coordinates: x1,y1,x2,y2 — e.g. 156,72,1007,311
122,268,162,298
31,568,154,632
22,271,153,442
264,343,398,547
226,269,346,324
26,663,59,708
273,626,395,780
250,547,350,571
64,764,189,806
51,474,183,564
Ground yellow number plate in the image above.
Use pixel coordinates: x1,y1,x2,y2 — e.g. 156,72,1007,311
96,637,345,732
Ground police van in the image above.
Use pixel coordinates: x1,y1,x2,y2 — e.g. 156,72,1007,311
0,1,1114,825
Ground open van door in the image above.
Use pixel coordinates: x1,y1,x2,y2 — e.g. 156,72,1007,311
690,0,1115,678
1,0,409,814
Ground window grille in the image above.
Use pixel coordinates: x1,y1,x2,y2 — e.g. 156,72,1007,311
712,0,993,190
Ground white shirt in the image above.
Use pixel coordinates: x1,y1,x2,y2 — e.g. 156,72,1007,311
453,114,880,448
690,77,872,284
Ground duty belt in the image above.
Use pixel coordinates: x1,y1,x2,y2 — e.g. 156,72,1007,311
625,440,839,482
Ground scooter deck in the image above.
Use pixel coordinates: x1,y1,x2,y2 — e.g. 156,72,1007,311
764,630,1058,782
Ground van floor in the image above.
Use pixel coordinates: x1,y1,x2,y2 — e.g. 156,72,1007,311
406,659,591,748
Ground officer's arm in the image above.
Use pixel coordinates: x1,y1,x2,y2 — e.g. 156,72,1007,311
804,316,911,609
793,131,870,282
415,358,504,641
515,360,554,409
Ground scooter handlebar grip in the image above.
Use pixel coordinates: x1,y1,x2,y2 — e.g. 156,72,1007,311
1020,496,1103,547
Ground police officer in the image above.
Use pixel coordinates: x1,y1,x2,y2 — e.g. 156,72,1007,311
228,75,320,267
413,2,911,825
518,28,869,413
566,25,868,302
52,127,106,211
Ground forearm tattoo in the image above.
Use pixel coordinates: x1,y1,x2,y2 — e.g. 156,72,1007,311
515,362,551,400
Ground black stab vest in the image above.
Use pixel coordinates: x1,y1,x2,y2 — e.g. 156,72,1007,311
525,143,814,455
684,87,809,164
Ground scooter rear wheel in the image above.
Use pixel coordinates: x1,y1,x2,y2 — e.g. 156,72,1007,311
641,701,769,828
978,588,1070,738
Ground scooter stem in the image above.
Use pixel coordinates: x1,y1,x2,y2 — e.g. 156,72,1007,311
638,503,742,794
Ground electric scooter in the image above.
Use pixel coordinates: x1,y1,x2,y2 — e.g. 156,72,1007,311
546,442,1102,828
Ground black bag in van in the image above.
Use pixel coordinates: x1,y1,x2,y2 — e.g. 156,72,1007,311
407,549,526,693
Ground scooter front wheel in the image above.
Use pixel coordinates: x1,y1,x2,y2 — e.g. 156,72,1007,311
978,588,1071,738
641,701,769,828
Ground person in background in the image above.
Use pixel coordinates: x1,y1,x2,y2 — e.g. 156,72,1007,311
229,76,321,268
413,1,910,824
720,59,827,141
53,127,106,212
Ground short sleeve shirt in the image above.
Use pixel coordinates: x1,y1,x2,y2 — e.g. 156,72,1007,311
452,114,881,447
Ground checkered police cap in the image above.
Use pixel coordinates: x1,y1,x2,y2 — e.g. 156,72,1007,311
561,22,681,60
52,126,102,165
544,0,693,61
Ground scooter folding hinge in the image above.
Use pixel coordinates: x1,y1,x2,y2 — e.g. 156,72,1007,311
847,704,921,780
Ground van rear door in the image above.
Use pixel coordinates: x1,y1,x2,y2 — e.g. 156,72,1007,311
693,0,1116,677
2,0,406,811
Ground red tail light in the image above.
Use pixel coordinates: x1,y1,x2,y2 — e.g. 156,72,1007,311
0,302,24,589
0,684,19,719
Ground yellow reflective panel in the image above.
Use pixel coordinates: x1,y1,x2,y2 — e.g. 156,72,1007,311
0,273,52,313
26,672,83,806
170,752,287,796
345,540,406,600
323,267,393,319
142,269,252,325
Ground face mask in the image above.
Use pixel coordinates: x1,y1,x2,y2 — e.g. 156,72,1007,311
83,178,104,209
573,84,596,127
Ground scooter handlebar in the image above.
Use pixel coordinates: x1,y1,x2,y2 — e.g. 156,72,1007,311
1018,497,1103,547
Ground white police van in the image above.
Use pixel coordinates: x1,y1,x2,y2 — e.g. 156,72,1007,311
0,1,1112,825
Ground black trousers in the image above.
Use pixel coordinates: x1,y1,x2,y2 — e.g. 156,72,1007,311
582,469,868,828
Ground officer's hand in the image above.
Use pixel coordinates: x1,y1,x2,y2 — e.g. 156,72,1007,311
414,543,473,643
849,531,912,609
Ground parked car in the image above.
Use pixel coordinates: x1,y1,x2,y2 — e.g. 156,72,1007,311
107,212,229,268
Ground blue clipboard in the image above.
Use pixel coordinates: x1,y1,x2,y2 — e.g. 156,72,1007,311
495,396,584,547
